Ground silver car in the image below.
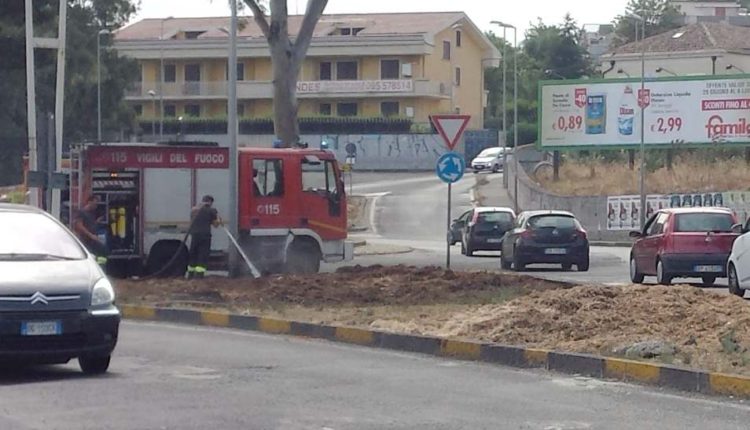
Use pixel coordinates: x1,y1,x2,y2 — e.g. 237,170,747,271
471,147,510,173
0,204,120,374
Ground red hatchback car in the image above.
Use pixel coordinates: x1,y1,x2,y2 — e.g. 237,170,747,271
629,208,739,285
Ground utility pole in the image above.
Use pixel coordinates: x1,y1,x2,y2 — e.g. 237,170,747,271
25,0,66,218
97,29,110,143
227,0,240,276
630,13,647,230
24,0,39,208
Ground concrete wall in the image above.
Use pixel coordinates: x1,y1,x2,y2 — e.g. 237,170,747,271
181,133,458,171
506,145,631,242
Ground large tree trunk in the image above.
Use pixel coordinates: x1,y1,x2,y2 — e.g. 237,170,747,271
271,54,301,146
267,0,299,146
244,0,327,147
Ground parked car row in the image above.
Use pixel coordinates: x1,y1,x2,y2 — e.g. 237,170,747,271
450,208,590,272
452,205,750,299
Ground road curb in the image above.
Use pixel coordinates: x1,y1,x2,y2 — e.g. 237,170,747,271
120,304,750,399
590,241,632,247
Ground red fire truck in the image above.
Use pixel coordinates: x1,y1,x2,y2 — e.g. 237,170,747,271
68,142,353,277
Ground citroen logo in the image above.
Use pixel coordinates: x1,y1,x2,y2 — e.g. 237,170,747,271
30,292,49,305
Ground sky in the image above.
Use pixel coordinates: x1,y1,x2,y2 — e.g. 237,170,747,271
130,0,632,39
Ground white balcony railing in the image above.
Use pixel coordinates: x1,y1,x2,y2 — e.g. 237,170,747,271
126,82,228,98
128,79,452,99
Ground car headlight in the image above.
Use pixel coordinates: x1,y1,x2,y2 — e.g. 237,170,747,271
91,277,115,307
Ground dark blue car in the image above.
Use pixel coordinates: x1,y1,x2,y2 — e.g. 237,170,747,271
500,210,590,272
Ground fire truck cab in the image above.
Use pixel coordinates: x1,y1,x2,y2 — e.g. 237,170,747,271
69,142,353,277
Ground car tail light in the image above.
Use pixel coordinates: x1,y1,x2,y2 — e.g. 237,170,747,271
573,229,587,240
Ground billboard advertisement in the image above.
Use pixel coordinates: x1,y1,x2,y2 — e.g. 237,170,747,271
606,191,750,231
540,75,750,149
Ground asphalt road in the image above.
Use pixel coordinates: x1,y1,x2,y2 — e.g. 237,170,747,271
2,321,747,429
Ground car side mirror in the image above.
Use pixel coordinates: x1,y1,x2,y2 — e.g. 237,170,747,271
732,223,744,234
629,230,643,238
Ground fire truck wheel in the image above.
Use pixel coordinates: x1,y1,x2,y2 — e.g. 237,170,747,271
146,241,188,278
285,240,321,275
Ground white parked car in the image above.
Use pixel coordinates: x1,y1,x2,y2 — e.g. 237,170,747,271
727,218,750,298
471,147,511,173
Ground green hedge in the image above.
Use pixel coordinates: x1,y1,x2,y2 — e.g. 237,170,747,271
138,116,413,135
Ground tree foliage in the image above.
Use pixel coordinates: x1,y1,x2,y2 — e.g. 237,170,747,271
484,15,592,145
612,0,683,47
0,0,140,185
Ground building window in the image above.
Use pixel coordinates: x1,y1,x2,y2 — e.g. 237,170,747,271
456,30,462,47
164,104,176,117
381,59,400,79
320,62,332,80
184,104,201,117
443,41,451,60
455,67,461,86
336,61,358,80
319,103,332,116
226,62,245,81
185,64,201,82
381,101,400,117
133,104,143,116
337,27,364,36
185,31,205,39
137,64,143,82
337,102,358,117
252,159,284,197
237,103,245,117
163,64,176,82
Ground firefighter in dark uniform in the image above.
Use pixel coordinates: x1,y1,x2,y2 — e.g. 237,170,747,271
74,195,108,267
187,195,222,279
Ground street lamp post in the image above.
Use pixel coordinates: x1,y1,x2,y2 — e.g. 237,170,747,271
655,67,677,76
491,21,517,194
727,64,746,73
97,29,110,143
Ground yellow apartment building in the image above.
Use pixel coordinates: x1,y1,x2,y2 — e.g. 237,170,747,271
114,12,500,130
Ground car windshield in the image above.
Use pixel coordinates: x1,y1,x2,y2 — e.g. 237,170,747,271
477,212,513,224
528,215,577,229
477,148,503,158
674,213,734,233
0,211,86,260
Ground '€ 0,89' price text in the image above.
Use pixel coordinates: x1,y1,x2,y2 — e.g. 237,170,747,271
552,115,583,132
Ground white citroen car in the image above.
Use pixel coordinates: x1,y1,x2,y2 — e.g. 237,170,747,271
728,218,750,298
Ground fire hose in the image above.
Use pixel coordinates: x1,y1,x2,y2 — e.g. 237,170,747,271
131,219,261,280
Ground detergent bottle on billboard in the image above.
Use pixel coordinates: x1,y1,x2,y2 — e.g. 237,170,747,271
618,85,637,139
585,93,607,135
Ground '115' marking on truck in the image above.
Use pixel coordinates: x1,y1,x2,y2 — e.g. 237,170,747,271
257,204,281,215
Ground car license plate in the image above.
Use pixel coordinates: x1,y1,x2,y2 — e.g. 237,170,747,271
21,321,62,336
487,238,503,243
545,248,567,255
694,265,723,273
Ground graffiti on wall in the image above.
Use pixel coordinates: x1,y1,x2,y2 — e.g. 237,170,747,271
316,134,448,170
607,191,750,231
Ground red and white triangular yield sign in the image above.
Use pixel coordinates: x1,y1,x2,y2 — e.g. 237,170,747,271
431,114,471,151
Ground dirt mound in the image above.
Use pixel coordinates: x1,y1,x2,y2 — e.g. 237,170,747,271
115,265,566,308
402,284,750,374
